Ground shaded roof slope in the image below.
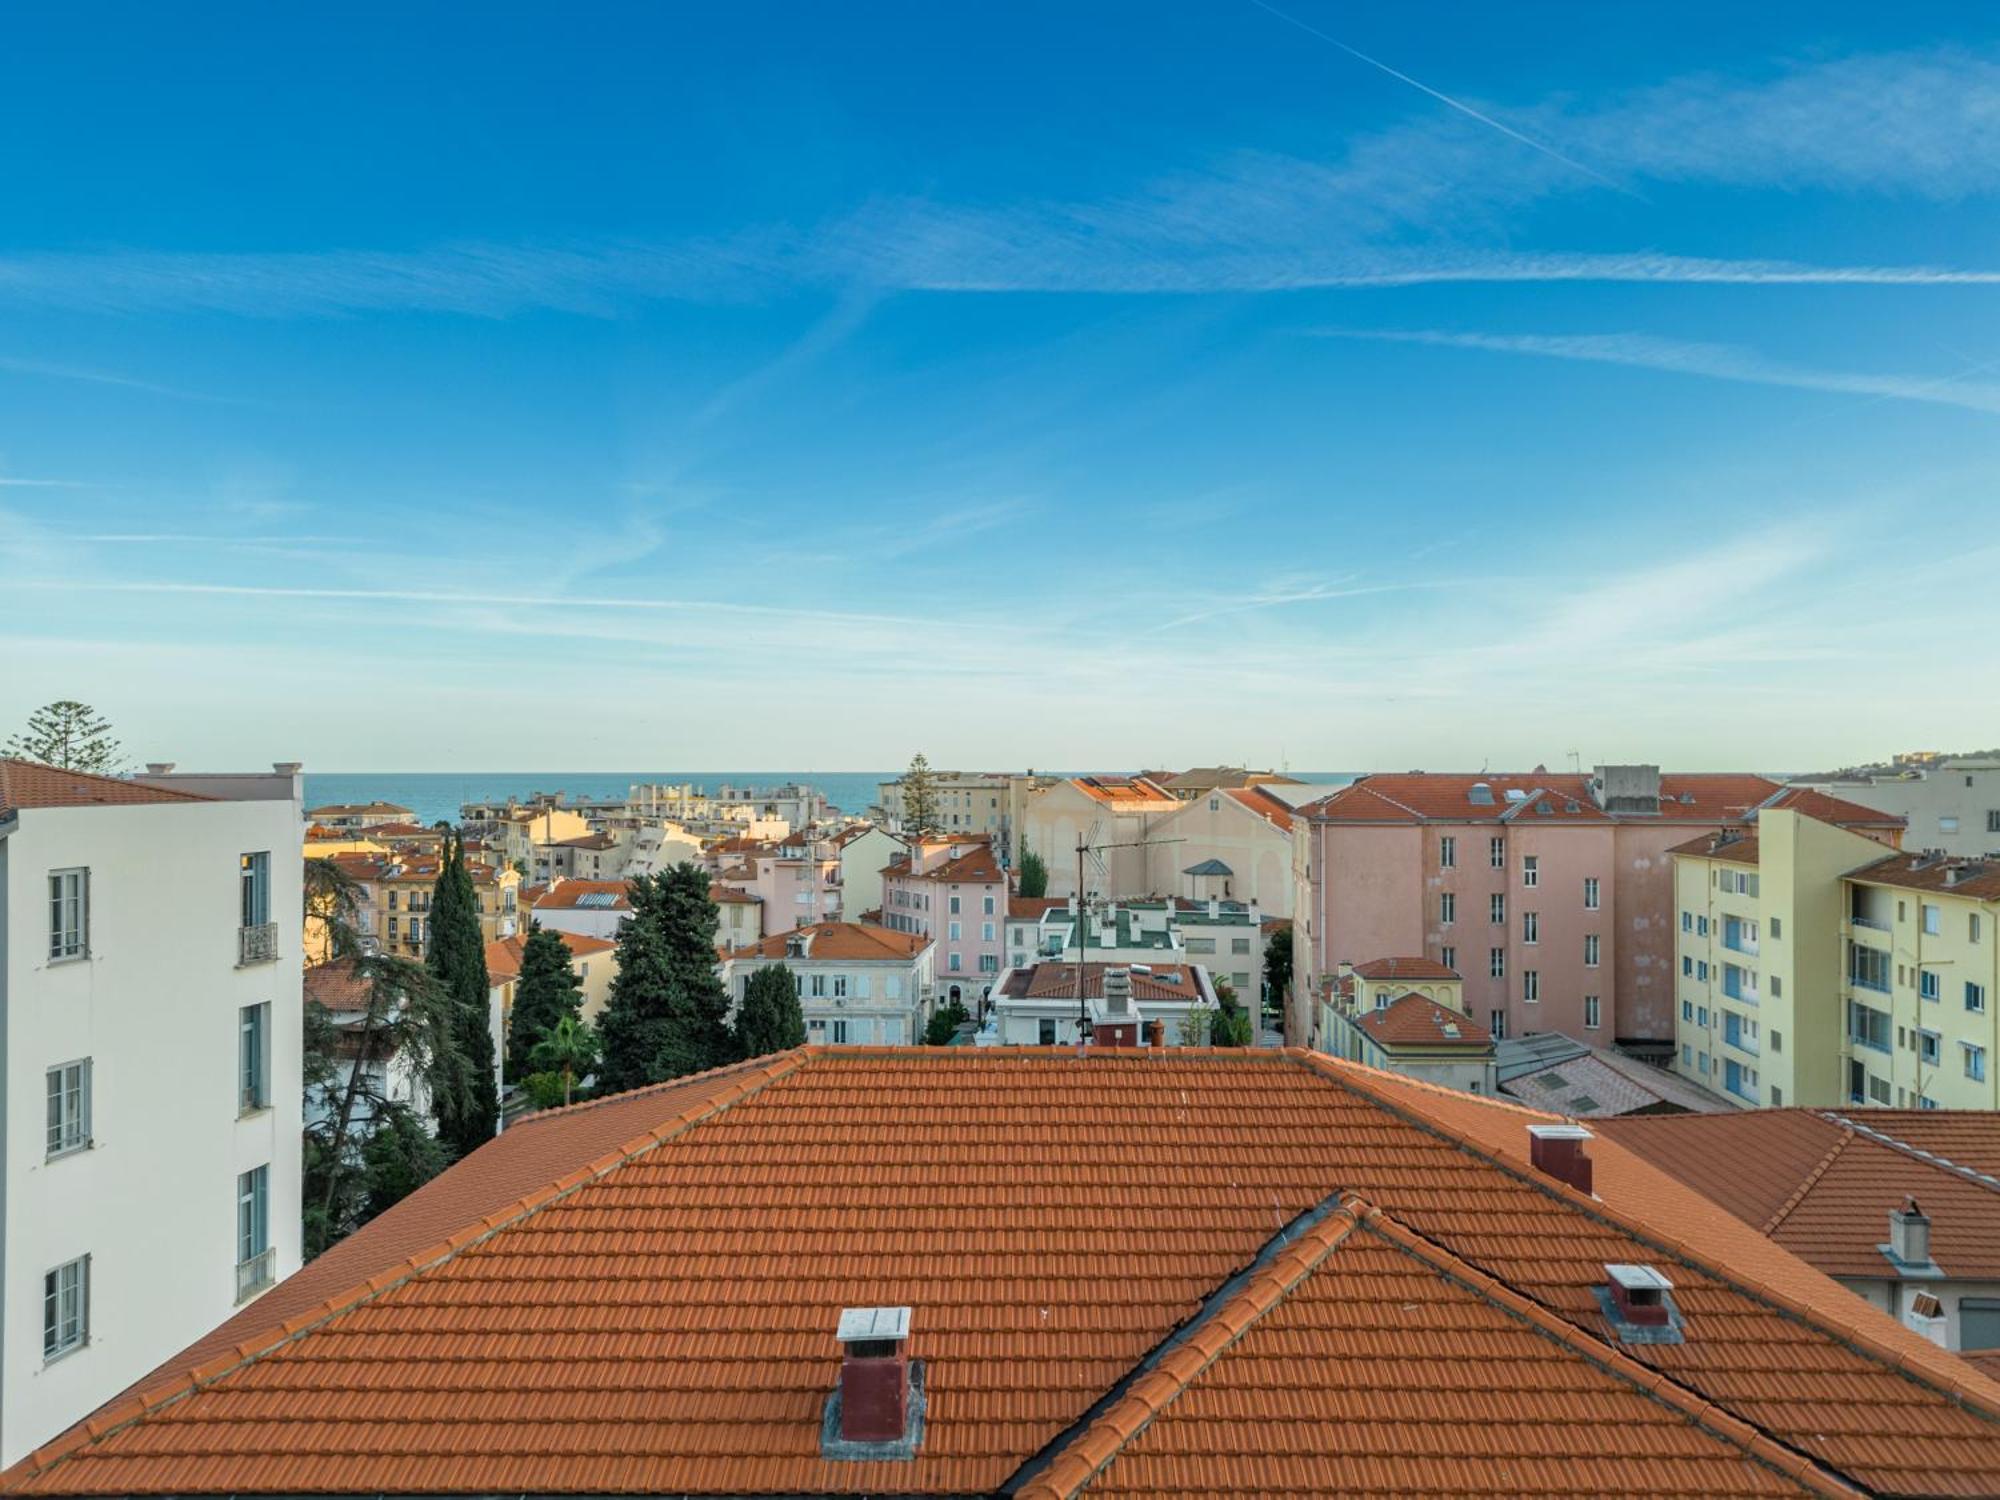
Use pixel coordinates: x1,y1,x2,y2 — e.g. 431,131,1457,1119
0,759,211,813
9,1051,2000,1498
1355,992,1491,1047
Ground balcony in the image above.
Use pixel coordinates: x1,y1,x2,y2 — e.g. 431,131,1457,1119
237,922,280,966
235,1246,276,1302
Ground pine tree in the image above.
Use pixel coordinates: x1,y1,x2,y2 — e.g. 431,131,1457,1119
506,922,584,1084
426,832,497,1156
5,700,121,773
901,753,940,834
734,963,806,1057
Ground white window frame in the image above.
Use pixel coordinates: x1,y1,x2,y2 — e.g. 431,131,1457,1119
239,1003,270,1113
1584,934,1600,968
49,867,89,962
1583,995,1601,1030
1523,970,1539,1003
1522,855,1538,888
1584,877,1600,911
1522,911,1538,945
43,1255,89,1361
46,1059,92,1159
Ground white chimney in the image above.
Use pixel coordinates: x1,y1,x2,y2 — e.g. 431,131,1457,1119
1889,1197,1932,1266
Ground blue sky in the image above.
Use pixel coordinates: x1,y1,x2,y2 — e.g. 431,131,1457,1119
3,3,1998,772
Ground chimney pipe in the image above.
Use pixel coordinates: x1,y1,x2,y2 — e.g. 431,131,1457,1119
834,1306,912,1443
1528,1123,1595,1195
1889,1197,1932,1266
1145,1017,1166,1048
145,762,175,775
1605,1264,1674,1328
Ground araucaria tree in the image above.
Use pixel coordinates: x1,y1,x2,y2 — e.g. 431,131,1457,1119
733,963,806,1058
599,864,735,1091
5,700,122,773
505,922,585,1085
425,830,498,1156
901,753,940,835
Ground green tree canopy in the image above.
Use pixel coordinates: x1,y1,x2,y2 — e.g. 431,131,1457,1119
528,1013,601,1108
505,922,585,1084
901,753,940,834
1262,927,1293,1012
924,996,970,1046
599,864,734,1091
5,700,121,773
360,1103,451,1219
1016,849,1049,899
1209,979,1254,1048
734,963,806,1058
426,831,497,1157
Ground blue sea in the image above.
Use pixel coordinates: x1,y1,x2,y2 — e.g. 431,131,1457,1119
302,771,1360,827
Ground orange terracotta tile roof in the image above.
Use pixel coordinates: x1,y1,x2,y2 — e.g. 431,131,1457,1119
1354,992,1490,1047
903,846,1005,884
484,930,617,985
708,882,761,905
531,879,632,910
1000,961,1204,1002
1848,851,2000,903
1299,771,1787,825
1009,895,1070,920
300,956,373,1011
1758,786,1908,830
0,759,211,813
1222,782,1295,829
1070,775,1180,808
1597,1109,2000,1280
725,921,927,962
10,1051,2000,1498
1352,955,1459,981
1667,830,1763,863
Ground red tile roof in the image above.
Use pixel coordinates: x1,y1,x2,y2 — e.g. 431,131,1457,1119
1009,895,1070,920
725,921,927,962
901,845,1005,884
1222,783,1295,829
1299,771,1786,825
1354,992,1490,1047
531,879,632,910
300,956,373,1011
9,1052,1999,1497
484,930,617,985
0,759,211,813
1597,1109,2000,1280
1667,831,1763,863
1352,956,1459,981
1849,852,2000,903
1001,960,1205,1002
1759,786,1907,830
709,883,761,905
1069,775,1179,808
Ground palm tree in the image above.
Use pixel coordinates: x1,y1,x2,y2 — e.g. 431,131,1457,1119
530,1015,601,1108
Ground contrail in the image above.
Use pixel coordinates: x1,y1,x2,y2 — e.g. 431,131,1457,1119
1242,0,1637,198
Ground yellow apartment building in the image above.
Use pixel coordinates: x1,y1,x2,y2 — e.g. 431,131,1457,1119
1670,810,1997,1109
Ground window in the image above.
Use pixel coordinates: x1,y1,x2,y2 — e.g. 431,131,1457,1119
832,974,849,998
1965,1298,2000,1350
1697,960,1708,982
948,920,961,941
1682,955,1693,977
240,851,271,928
1990,810,2000,834
831,1019,850,1044
1770,917,1782,939
984,921,996,942
43,1257,88,1360
1697,1006,1708,1026
1583,877,1599,910
1584,934,1600,967
1682,999,1693,1021
1919,1029,1942,1066
948,953,962,971
1583,995,1600,1029
1696,915,1708,937
1522,911,1538,944
1869,1074,1891,1105
1941,816,1960,834
1375,989,1391,1011
1439,836,1456,869
1231,937,1251,954
979,954,998,973
1522,970,1539,1003
1921,969,1941,1003
387,915,399,939
46,1060,91,1158
1522,855,1539,888
810,973,826,997
1771,1029,1782,1052
48,868,88,961
1923,903,1941,936
1440,892,1456,925
1970,982,1989,1014
1681,911,1692,933
1770,975,1782,999
1772,1085,1783,1105
949,895,961,915
1972,913,1983,943
1440,945,1456,972
236,1166,272,1298
1849,944,1889,992
239,1005,269,1112
1489,948,1505,979
1038,1018,1057,1045
983,895,995,915
1489,1009,1507,1040
1967,1043,1989,1083
1681,1043,1691,1065
1849,1002,1891,1053
1490,893,1505,924
1489,837,1504,869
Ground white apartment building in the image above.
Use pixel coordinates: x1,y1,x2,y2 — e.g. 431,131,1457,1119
0,760,303,1466
1794,760,2000,860
718,922,935,1047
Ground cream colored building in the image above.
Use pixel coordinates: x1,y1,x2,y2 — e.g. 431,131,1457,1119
1142,785,1296,918
1669,809,1999,1110
486,928,620,1086
1018,776,1181,899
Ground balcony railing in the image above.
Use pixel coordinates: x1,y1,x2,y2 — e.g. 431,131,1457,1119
237,922,280,966
1850,916,1891,933
235,1246,276,1301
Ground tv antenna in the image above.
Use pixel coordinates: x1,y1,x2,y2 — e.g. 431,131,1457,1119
1069,815,1184,1043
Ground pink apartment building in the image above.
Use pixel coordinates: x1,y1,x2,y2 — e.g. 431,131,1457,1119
1289,766,1901,1050
879,835,1009,1010
715,840,841,936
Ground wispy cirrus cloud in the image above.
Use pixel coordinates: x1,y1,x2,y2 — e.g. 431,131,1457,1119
1315,328,2000,417
1,49,1999,315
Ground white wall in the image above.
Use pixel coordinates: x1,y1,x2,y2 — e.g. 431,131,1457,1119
0,789,303,1465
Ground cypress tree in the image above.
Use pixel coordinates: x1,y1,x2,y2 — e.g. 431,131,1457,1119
506,922,585,1084
651,864,735,1080
733,963,806,1058
598,874,676,1093
426,831,498,1155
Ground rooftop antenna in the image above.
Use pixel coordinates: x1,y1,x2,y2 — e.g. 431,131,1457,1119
1071,811,1183,1043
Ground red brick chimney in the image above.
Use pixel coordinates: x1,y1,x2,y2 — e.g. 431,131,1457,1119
1092,966,1140,1048
835,1306,912,1443
1605,1264,1673,1327
1527,1123,1594,1195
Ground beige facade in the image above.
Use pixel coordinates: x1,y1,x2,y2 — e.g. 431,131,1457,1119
1018,777,1181,899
